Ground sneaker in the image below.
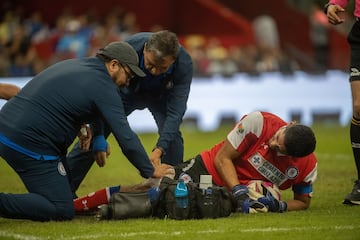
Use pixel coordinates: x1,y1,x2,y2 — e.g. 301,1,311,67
343,180,360,205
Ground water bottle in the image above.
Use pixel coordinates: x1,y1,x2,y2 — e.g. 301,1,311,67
173,179,189,219
174,179,188,208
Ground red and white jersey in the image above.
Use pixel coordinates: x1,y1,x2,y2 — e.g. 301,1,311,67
201,111,317,195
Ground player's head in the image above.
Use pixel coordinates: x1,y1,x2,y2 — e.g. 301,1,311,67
143,30,179,76
284,124,316,157
269,124,316,157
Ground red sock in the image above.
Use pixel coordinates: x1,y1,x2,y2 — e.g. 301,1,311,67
73,186,120,212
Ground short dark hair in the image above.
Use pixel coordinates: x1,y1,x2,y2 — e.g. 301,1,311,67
144,30,180,61
284,125,316,157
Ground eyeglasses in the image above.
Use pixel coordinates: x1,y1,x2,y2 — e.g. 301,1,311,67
119,63,135,81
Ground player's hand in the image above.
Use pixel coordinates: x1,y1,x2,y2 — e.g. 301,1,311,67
232,184,250,213
326,4,345,25
258,191,287,213
152,164,174,178
78,124,92,151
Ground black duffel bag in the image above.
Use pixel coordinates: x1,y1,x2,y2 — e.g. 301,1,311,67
96,177,234,220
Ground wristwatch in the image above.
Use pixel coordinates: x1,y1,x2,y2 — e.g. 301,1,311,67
323,2,334,14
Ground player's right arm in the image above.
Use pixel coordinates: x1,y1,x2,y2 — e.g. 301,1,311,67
214,139,252,213
214,139,241,190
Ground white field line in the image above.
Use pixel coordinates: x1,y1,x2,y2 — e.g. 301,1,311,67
0,225,358,240
0,231,44,240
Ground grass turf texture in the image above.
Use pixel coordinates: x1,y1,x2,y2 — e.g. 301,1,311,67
0,123,360,240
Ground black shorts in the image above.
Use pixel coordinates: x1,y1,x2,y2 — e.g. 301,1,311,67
348,20,360,82
173,155,210,183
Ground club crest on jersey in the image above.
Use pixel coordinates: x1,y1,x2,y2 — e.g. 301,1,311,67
286,167,298,179
237,123,244,134
58,162,67,176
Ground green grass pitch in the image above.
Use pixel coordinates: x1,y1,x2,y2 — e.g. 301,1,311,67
0,123,360,240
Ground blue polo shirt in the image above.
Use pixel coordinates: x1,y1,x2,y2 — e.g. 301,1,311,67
0,57,154,178
125,32,193,152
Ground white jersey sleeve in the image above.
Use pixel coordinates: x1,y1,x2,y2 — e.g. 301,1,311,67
303,163,318,184
227,111,264,150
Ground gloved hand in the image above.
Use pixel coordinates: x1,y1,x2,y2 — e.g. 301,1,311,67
232,184,250,213
258,191,287,213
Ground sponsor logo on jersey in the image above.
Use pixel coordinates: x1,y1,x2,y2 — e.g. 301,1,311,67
248,153,287,186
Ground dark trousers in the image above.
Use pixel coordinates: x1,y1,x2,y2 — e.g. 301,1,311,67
0,143,74,221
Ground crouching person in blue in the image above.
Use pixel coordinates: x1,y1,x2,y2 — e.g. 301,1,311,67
66,31,193,199
0,41,171,221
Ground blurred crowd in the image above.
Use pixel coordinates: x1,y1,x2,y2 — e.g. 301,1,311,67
0,6,301,78
0,5,143,77
185,19,300,77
